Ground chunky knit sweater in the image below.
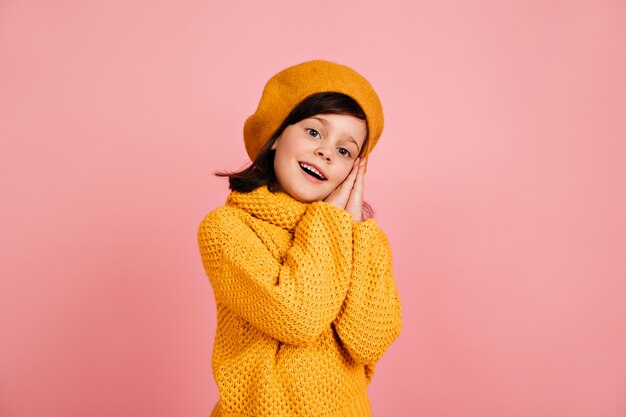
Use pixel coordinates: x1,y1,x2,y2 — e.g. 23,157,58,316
197,185,402,417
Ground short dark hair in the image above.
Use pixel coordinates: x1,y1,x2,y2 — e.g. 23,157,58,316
215,92,374,219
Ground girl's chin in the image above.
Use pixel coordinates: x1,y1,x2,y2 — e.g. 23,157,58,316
290,189,329,204
275,177,334,203
292,194,323,204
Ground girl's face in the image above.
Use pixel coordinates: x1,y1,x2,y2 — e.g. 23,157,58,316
271,113,367,203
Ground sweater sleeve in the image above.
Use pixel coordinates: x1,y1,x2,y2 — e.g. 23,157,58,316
197,201,354,346
332,219,403,364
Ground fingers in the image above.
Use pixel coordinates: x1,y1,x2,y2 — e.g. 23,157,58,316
323,158,360,209
349,160,365,200
346,158,367,222
342,159,360,189
355,158,366,191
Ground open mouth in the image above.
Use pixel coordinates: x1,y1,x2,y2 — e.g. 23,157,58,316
299,163,326,181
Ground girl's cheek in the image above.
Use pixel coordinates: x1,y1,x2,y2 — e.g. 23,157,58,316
339,167,352,183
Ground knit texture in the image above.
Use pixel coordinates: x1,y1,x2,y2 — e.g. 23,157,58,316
197,186,402,416
243,60,384,161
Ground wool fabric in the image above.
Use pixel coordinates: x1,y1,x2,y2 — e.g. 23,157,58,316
197,186,402,416
243,60,384,161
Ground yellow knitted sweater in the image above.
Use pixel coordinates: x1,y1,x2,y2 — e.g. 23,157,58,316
197,185,402,417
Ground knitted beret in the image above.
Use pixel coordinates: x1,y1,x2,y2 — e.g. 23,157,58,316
243,60,384,161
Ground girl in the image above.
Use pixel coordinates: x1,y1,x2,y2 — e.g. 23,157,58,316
197,60,402,417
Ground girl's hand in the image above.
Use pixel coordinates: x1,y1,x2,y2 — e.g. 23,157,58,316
345,158,366,222
324,158,366,222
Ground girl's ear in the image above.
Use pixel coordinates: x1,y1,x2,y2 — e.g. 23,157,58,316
271,138,279,150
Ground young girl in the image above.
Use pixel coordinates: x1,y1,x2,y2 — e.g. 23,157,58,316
197,60,402,417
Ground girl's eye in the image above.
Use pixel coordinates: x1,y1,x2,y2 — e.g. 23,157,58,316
306,128,320,138
338,148,351,158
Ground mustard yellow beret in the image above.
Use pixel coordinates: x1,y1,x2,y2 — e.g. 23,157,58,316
243,60,384,161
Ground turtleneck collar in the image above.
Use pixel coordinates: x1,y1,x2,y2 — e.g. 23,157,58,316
226,185,309,231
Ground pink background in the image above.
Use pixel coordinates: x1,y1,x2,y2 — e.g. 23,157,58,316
1,1,625,416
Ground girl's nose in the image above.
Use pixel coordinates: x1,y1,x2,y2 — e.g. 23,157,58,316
316,148,332,162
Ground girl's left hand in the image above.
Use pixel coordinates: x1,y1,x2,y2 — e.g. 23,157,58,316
345,158,366,222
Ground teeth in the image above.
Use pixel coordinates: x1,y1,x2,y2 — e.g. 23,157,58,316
299,163,325,179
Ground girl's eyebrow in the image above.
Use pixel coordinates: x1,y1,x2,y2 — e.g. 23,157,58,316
310,116,361,153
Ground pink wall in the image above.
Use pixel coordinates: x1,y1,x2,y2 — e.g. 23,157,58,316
1,1,625,416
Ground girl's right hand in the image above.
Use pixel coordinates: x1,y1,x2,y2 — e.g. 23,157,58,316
323,158,361,212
